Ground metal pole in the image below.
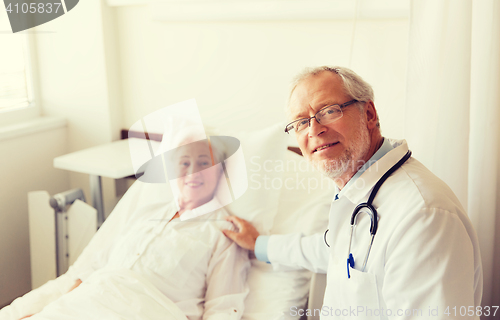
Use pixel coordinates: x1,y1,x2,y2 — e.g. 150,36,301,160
54,210,60,277
55,211,69,276
89,175,105,228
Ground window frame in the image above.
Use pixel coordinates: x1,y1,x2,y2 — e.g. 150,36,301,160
0,31,41,127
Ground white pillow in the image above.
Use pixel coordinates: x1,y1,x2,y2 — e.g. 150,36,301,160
219,123,288,234
272,150,335,235
244,150,335,320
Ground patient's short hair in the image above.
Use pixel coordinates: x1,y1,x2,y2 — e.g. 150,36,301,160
169,132,227,170
208,136,227,165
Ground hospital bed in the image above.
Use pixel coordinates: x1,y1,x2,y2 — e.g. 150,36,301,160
1,123,331,320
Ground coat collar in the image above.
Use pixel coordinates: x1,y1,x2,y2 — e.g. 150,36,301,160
336,139,410,205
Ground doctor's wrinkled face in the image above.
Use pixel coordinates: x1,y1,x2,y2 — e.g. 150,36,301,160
175,141,222,205
288,71,371,180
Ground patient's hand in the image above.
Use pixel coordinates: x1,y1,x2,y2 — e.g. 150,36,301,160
17,279,82,319
68,279,82,292
222,216,260,251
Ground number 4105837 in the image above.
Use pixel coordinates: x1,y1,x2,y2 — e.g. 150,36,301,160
6,2,62,14
444,306,498,317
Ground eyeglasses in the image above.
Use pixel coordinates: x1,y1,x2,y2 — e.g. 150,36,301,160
284,99,359,134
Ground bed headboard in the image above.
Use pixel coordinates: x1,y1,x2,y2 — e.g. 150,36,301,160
120,129,303,156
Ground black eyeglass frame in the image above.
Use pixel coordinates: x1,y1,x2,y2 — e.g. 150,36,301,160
284,99,359,134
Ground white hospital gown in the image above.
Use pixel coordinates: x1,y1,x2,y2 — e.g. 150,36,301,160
0,182,249,320
70,198,250,320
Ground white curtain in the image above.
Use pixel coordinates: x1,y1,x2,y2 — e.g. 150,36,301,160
405,0,500,309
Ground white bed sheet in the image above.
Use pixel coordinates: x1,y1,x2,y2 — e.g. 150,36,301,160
29,268,188,320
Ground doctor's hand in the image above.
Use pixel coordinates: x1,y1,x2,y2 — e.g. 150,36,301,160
223,216,260,251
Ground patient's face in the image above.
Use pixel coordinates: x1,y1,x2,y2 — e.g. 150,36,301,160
175,141,221,206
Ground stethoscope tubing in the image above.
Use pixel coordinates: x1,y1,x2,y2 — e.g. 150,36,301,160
323,150,412,276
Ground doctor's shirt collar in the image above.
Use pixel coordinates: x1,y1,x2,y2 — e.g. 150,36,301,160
334,137,395,202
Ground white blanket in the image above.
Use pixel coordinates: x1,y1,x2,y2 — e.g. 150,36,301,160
30,268,188,320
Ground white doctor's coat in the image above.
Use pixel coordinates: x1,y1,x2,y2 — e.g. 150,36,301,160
267,139,482,320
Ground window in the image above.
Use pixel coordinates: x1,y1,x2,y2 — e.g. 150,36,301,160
0,9,38,126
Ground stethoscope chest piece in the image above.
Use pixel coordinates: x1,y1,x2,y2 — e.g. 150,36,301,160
347,203,378,277
347,253,355,278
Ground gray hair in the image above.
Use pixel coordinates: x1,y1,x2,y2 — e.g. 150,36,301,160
287,66,380,128
207,135,227,165
170,136,227,165
166,131,228,176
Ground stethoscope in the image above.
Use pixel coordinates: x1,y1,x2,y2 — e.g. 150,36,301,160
323,150,412,279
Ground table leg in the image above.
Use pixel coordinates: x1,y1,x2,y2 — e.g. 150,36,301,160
89,175,105,228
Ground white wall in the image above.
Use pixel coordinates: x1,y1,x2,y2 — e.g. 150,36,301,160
34,0,123,215
115,5,409,138
0,0,123,306
0,127,69,307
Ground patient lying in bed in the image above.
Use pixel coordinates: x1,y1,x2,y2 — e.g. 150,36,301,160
2,137,249,320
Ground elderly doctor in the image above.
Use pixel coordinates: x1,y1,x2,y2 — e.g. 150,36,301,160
223,66,483,319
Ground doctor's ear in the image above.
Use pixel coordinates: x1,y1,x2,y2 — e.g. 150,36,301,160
363,101,379,130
